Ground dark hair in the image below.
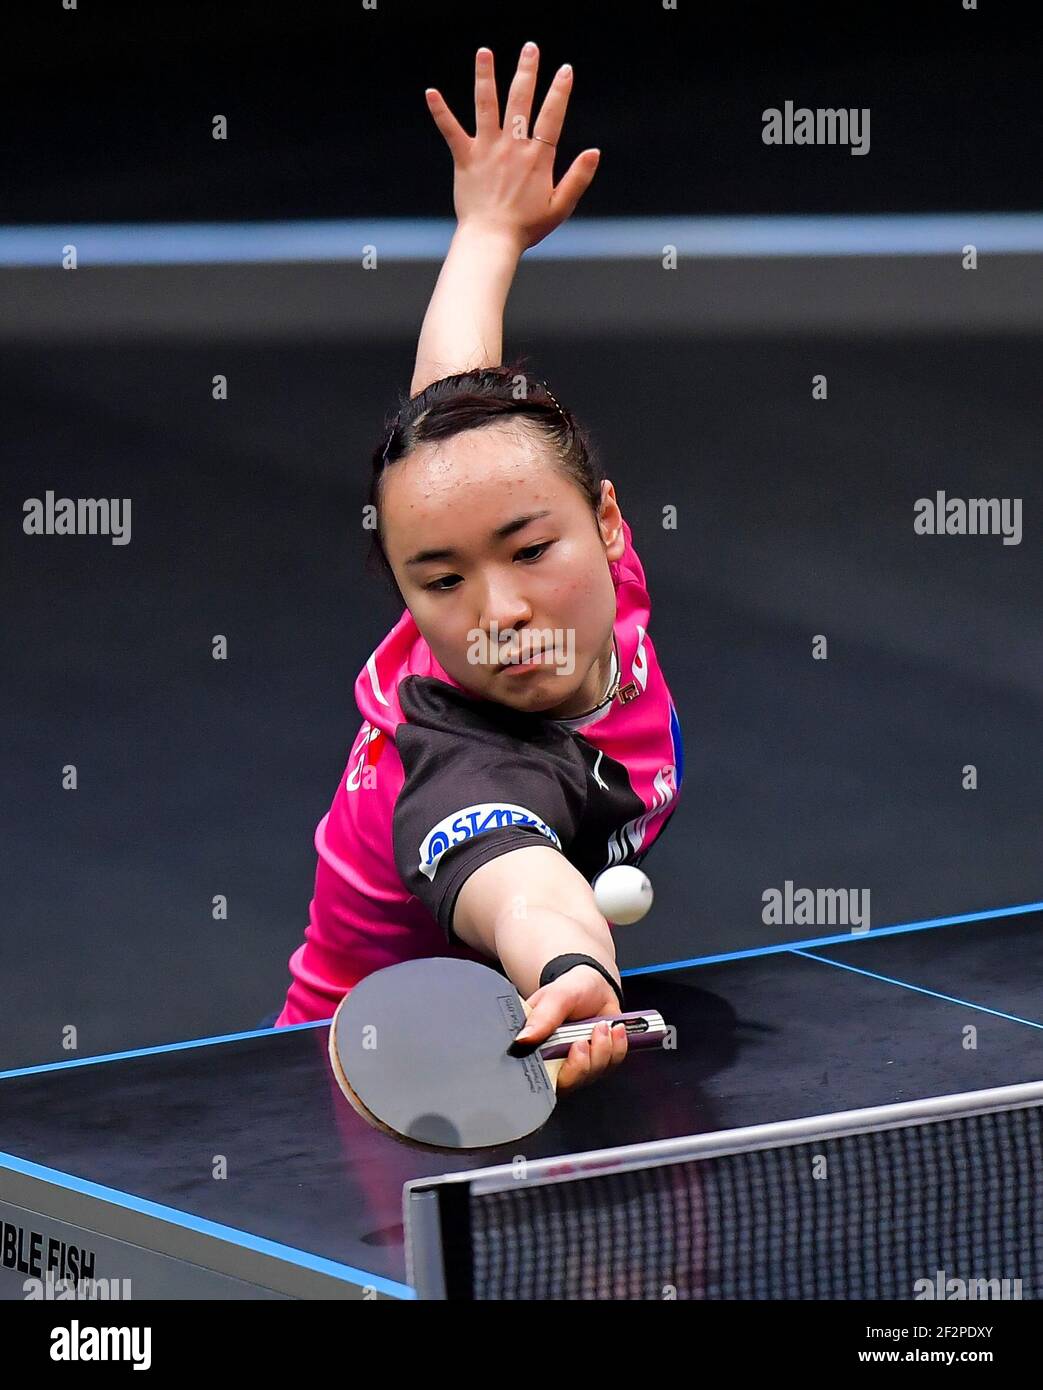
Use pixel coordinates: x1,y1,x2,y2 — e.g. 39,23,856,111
364,359,604,600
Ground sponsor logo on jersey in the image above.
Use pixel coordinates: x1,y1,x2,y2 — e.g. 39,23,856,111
632,623,649,692
418,803,561,880
345,722,386,791
603,763,678,867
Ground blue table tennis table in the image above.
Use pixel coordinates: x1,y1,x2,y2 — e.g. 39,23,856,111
2,904,1041,1300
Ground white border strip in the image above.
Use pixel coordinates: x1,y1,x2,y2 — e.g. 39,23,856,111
2,213,1043,267
405,1077,1043,1199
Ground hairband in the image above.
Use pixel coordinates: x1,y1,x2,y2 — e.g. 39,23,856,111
539,380,571,433
381,424,397,466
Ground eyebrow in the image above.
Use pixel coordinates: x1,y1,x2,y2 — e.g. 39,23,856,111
404,510,553,566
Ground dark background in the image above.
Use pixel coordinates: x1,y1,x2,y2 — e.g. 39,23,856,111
1,1,1040,1069
5,0,1042,222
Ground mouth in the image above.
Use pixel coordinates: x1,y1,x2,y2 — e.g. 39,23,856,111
497,649,546,673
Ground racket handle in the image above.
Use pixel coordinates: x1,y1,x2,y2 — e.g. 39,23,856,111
538,1010,669,1060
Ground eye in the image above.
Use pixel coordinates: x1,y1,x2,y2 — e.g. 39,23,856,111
516,542,551,562
422,543,552,593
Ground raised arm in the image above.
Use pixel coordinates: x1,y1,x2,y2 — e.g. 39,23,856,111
410,42,601,397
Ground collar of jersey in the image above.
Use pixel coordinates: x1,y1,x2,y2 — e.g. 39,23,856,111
548,643,619,732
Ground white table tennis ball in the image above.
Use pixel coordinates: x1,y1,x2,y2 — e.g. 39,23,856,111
593,865,654,925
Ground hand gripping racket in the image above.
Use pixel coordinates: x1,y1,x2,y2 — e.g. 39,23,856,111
328,957,668,1150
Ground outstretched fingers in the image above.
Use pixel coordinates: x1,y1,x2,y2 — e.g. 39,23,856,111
503,42,540,140
531,62,574,148
474,46,500,138
550,148,602,222
424,88,470,161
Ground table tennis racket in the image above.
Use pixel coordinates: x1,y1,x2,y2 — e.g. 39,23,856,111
328,957,669,1151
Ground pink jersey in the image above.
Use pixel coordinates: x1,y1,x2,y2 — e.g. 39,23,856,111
275,518,684,1025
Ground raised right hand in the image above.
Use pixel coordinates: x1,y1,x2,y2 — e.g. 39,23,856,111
424,42,602,253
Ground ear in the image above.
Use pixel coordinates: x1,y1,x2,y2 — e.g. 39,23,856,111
597,480,626,561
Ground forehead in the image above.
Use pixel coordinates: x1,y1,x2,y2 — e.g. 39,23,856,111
382,422,575,529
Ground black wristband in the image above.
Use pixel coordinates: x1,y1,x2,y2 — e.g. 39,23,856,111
539,954,625,1012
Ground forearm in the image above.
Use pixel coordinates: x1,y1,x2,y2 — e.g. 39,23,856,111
410,222,523,397
491,906,621,1001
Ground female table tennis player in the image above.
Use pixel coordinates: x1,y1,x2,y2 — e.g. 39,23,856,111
270,43,684,1094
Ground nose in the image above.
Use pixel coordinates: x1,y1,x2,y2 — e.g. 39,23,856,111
479,570,533,643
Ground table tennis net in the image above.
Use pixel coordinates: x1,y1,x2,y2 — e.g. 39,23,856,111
458,1106,1043,1299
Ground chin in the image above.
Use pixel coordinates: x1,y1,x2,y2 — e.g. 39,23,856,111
519,679,585,717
